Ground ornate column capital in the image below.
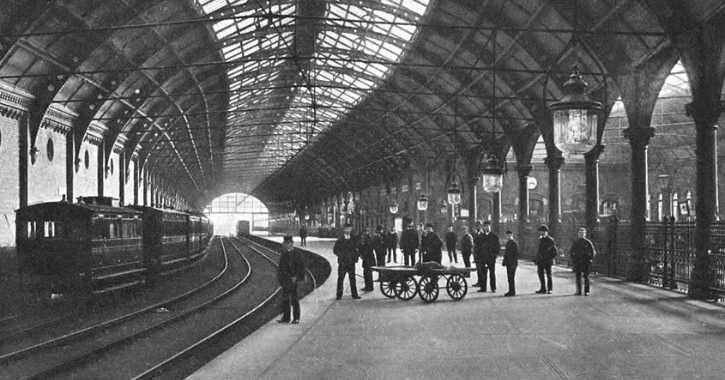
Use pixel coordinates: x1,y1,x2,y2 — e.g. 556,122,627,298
515,164,533,177
544,155,565,171
685,101,724,128
584,144,605,163
623,127,655,150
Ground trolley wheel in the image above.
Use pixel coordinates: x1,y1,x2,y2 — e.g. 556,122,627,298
395,276,418,301
418,276,439,303
446,274,468,300
380,280,397,298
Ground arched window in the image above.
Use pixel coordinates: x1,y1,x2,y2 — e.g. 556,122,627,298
601,200,619,216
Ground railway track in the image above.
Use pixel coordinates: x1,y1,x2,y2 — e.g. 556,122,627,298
0,239,217,345
0,236,326,380
0,237,238,379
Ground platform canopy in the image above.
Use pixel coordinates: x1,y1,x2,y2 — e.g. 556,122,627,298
0,0,720,211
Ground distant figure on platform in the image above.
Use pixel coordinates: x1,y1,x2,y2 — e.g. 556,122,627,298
386,226,398,263
570,227,596,296
359,227,375,291
299,225,308,246
400,218,419,266
473,220,500,293
372,225,387,268
534,225,558,294
420,223,443,264
445,225,458,264
502,230,519,297
277,236,305,324
416,223,425,263
333,224,361,300
460,226,473,276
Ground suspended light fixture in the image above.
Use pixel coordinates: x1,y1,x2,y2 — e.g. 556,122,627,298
548,65,603,154
389,199,399,214
482,30,505,194
482,155,504,193
417,193,429,211
447,178,462,205
440,201,448,214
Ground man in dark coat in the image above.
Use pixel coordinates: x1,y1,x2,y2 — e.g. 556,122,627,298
359,227,376,291
444,225,458,264
299,225,308,246
385,226,398,263
372,225,387,267
460,226,473,275
502,230,519,297
399,218,419,266
473,220,500,292
420,223,443,264
570,227,596,296
333,224,361,299
534,225,558,294
277,236,305,323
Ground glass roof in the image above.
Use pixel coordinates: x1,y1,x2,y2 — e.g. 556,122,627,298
196,0,431,174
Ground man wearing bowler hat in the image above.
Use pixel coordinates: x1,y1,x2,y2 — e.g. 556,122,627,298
277,236,305,323
534,225,558,294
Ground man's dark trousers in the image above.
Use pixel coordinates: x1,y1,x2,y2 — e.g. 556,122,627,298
281,283,300,321
336,263,358,297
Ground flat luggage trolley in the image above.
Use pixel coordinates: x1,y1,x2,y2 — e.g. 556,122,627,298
371,265,476,303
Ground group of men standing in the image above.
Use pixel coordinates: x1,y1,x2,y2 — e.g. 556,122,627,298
329,219,597,301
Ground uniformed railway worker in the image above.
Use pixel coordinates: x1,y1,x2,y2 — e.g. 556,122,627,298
570,227,596,296
473,220,500,293
534,225,558,294
399,218,419,266
420,223,443,264
359,227,376,292
277,236,305,324
333,224,361,299
502,230,519,297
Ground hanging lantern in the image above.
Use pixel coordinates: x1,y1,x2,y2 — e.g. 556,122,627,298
548,65,603,155
417,193,429,211
447,179,462,205
389,199,399,214
481,155,504,193
440,201,448,214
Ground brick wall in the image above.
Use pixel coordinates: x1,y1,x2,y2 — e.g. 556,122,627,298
103,151,120,199
74,142,98,199
27,126,67,204
0,116,20,247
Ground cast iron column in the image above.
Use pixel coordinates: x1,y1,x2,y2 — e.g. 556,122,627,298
545,155,564,239
584,145,605,233
468,175,479,229
516,165,532,254
623,127,654,282
65,132,74,202
492,191,501,235
687,101,721,299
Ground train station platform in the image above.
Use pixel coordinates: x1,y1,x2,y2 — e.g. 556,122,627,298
187,237,725,380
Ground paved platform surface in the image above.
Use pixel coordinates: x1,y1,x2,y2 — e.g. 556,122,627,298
188,237,725,380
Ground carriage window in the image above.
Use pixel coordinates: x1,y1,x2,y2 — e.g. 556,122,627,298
109,221,117,239
26,221,37,240
44,221,55,238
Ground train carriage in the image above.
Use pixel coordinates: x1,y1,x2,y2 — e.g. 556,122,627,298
16,197,144,292
131,206,193,272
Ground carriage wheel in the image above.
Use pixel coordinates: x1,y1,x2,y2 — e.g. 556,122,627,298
380,280,397,298
395,277,418,300
446,274,468,300
418,276,439,303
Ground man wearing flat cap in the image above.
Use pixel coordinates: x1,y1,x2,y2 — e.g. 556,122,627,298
277,236,305,323
534,225,557,294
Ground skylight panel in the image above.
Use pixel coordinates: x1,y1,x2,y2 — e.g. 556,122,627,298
198,0,228,13
401,0,428,16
